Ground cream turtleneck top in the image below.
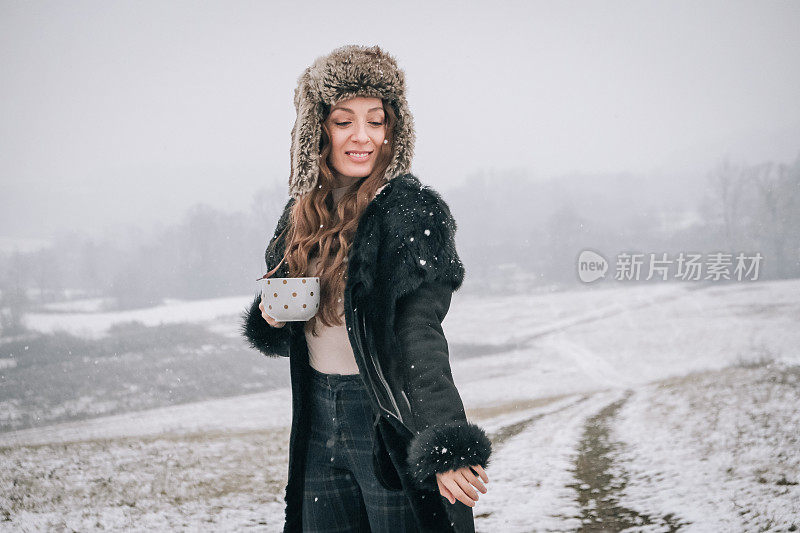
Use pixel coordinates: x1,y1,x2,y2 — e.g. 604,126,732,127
305,183,386,375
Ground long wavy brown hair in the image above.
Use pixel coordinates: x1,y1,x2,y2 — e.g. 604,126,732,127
273,99,398,336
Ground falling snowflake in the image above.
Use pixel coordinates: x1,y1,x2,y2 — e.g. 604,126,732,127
419,259,426,266
424,229,430,236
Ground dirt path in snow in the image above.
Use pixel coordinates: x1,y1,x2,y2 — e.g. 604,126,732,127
477,389,689,532
486,395,591,448
568,391,689,532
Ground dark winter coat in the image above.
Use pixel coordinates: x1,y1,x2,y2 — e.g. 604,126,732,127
241,173,492,532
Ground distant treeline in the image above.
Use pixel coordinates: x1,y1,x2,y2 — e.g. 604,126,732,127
450,152,800,286
0,181,290,325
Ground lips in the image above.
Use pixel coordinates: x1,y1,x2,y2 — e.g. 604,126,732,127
345,150,372,162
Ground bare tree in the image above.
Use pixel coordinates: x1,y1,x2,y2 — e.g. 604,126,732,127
750,155,800,278
703,156,749,250
0,251,30,337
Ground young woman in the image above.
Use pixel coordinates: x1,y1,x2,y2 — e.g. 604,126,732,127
242,45,492,533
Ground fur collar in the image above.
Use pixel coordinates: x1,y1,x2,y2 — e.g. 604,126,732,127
347,173,465,307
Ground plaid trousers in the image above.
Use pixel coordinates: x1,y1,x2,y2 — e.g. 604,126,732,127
302,365,418,532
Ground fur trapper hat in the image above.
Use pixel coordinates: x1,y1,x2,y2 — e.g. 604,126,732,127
288,44,416,199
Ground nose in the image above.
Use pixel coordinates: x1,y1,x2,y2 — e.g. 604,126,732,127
350,121,371,145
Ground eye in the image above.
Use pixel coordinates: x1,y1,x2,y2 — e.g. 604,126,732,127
369,121,384,126
334,121,351,127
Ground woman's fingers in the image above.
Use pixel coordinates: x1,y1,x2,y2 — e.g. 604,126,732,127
442,477,475,508
471,464,489,484
267,315,286,328
465,468,487,494
437,477,455,505
259,298,278,326
259,298,286,328
452,471,480,502
437,468,487,507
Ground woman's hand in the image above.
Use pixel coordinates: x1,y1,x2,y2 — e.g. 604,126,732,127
259,296,286,328
436,465,489,507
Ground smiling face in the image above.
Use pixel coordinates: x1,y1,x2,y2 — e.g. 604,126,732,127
323,96,387,185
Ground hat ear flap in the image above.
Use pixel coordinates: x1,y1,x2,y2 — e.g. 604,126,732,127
290,82,323,199
385,97,416,180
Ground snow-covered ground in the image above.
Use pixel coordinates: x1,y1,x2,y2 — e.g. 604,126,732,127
40,298,111,313
1,279,799,531
612,365,800,532
22,295,254,340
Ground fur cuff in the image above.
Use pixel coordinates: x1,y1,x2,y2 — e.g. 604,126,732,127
406,420,492,490
240,292,292,358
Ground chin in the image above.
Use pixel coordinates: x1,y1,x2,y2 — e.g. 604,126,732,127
341,164,375,178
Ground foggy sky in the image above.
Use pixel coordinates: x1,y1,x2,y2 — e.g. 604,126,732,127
2,0,799,242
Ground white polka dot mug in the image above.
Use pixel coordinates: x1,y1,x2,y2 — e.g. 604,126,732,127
259,277,321,322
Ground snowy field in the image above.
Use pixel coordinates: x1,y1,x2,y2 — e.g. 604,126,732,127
1,279,799,531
